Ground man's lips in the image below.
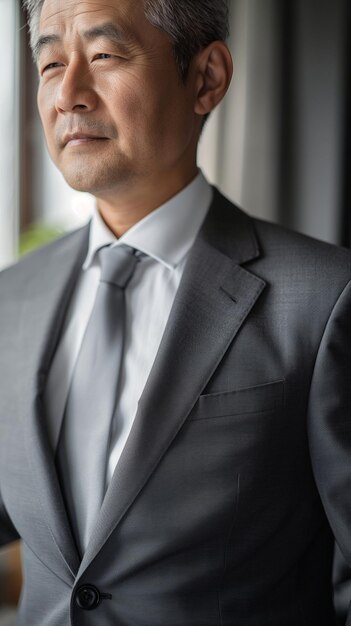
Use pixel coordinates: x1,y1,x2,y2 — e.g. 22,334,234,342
63,133,109,147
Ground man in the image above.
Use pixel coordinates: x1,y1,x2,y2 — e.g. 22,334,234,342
0,0,350,624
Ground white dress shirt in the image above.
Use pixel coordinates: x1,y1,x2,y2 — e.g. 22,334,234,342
44,171,213,485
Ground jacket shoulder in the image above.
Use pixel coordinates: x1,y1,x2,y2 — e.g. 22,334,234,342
210,188,351,279
250,214,351,278
0,224,90,294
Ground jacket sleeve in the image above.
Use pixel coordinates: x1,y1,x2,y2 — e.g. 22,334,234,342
0,489,19,547
307,279,351,616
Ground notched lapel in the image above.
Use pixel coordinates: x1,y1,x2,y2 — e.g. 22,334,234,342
79,193,266,576
19,224,90,581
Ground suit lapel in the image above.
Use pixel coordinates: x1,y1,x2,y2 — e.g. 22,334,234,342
79,190,266,576
19,224,90,581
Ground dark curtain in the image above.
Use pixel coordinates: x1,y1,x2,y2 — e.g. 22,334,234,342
277,0,350,247
340,0,351,249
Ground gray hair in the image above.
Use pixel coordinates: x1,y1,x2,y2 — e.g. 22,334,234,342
144,1,229,78
23,0,229,78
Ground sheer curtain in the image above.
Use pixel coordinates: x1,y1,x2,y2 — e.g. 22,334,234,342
199,0,280,223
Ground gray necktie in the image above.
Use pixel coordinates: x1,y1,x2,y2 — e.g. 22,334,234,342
57,244,139,554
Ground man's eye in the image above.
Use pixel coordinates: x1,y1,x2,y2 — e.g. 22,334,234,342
42,62,62,73
94,54,113,60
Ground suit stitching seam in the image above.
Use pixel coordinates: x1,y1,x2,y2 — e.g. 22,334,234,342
29,461,77,580
23,540,72,588
306,277,351,405
199,379,285,400
217,473,241,625
306,277,351,568
217,589,224,626
189,406,282,422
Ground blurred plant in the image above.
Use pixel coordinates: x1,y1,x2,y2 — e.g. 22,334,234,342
19,223,65,257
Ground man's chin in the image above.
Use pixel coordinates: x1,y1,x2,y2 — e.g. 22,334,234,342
61,171,115,195
61,165,135,195
63,178,96,194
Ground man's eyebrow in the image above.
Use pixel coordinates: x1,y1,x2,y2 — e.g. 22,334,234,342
34,34,60,62
34,22,134,63
82,22,134,45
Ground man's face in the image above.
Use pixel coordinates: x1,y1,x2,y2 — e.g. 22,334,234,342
37,0,200,196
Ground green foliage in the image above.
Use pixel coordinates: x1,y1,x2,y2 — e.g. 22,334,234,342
19,223,65,257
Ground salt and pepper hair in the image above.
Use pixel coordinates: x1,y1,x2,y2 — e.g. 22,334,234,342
144,1,229,78
22,0,229,79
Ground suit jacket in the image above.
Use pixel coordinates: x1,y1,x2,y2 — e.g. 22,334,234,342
0,189,351,626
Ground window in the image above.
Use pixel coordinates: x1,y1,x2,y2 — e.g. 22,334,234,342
0,0,20,269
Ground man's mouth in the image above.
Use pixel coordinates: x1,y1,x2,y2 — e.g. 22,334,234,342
63,133,109,147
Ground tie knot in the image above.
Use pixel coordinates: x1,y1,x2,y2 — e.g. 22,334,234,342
98,245,139,288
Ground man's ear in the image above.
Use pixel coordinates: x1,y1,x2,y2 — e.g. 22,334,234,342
193,41,233,117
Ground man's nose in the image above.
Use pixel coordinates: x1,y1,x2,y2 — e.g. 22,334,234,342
55,59,98,114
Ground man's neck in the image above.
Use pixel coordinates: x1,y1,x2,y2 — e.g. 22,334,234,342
95,166,199,239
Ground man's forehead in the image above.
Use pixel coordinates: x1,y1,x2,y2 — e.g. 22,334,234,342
35,0,171,63
39,0,142,30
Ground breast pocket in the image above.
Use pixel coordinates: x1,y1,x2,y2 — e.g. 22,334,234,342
189,379,285,421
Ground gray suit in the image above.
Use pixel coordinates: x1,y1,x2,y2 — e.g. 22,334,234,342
1,189,351,625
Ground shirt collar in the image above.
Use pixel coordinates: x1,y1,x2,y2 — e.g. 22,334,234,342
83,170,213,271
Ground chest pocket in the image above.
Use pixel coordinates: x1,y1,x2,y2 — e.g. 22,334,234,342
189,379,285,421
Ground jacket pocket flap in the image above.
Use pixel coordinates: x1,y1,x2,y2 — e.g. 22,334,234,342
189,379,285,421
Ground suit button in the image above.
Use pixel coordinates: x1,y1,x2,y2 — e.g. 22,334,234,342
75,584,101,610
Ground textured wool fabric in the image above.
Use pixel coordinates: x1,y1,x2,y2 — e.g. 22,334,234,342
1,189,351,625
